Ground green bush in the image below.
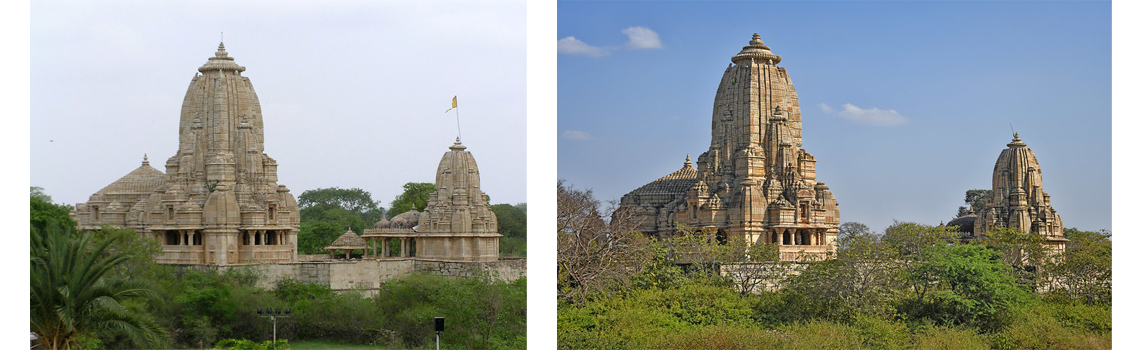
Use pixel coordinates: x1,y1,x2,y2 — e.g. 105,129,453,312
214,338,289,350
851,314,909,349
910,325,988,350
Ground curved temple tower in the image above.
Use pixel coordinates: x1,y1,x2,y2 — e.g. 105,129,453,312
974,133,1067,253
416,139,501,261
77,43,300,264
618,34,840,261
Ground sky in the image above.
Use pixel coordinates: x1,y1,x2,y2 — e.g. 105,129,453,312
557,1,1112,233
30,1,528,211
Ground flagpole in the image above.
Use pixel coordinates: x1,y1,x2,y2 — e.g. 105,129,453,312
455,106,462,142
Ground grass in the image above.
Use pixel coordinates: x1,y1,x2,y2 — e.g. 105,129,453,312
290,340,388,349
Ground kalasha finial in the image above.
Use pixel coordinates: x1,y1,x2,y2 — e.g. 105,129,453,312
684,154,692,167
750,33,763,45
142,154,149,166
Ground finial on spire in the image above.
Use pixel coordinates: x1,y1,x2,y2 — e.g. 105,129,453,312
142,154,149,166
684,154,692,167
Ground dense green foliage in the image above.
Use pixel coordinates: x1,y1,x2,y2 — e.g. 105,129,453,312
30,188,525,349
491,203,527,256
296,188,384,254
388,182,436,217
30,198,166,350
558,212,1112,350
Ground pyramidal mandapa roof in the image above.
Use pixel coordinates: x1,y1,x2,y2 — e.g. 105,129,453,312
325,228,367,250
95,155,165,196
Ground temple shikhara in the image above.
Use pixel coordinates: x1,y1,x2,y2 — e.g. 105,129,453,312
75,42,507,267
949,133,1068,253
617,34,840,261
363,139,501,262
77,43,303,264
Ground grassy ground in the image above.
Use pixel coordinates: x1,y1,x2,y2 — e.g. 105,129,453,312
290,340,387,349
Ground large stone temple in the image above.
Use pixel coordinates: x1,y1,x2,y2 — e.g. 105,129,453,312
617,34,840,261
363,139,501,262
76,43,300,265
949,133,1067,253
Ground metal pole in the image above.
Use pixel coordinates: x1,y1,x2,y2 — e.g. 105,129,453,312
436,332,440,350
273,316,277,343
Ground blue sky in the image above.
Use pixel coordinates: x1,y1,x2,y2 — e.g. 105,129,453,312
557,1,1111,232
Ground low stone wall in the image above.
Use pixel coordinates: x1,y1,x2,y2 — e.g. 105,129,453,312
211,257,526,292
414,257,527,281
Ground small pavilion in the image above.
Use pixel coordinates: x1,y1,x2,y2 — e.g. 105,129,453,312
324,228,367,259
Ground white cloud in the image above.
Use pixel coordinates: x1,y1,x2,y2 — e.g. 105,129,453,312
558,36,608,57
562,130,593,140
819,103,908,126
622,26,662,50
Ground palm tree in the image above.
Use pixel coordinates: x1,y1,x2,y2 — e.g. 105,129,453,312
30,227,167,350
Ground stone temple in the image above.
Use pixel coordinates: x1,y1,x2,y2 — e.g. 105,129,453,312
76,43,300,265
363,139,501,262
617,34,840,261
948,133,1067,253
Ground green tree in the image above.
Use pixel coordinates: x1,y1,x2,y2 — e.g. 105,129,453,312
1046,228,1112,304
297,187,384,227
32,196,76,235
31,227,167,350
955,189,992,218
388,182,435,218
491,203,527,257
902,244,1032,330
32,185,53,203
786,223,905,320
297,221,346,254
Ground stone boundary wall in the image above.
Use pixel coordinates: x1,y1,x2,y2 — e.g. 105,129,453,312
414,258,527,281
206,257,526,292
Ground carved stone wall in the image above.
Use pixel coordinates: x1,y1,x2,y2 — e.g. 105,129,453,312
618,34,840,261
76,43,299,264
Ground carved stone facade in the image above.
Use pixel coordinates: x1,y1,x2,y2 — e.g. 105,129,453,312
417,139,501,261
76,43,300,264
970,134,1068,253
618,34,840,261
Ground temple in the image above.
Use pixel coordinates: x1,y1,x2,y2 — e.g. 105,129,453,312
363,138,501,262
617,34,840,261
76,43,300,264
951,133,1067,253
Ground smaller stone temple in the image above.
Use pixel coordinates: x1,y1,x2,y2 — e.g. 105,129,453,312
951,133,1067,254
362,139,501,262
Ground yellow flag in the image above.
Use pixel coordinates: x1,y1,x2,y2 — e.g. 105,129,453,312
446,96,457,113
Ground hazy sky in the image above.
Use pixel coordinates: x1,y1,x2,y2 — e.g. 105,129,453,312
31,1,527,211
557,1,1111,232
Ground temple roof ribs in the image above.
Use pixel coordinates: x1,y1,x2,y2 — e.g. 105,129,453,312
617,33,839,260
971,133,1067,248
76,43,299,265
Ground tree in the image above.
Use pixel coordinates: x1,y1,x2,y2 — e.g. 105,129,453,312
295,188,383,253
491,203,527,257
297,221,346,254
1045,228,1112,304
902,244,1032,330
32,186,53,203
31,227,167,350
786,223,905,320
32,196,77,235
490,203,526,240
388,182,435,218
557,180,654,304
955,189,992,218
297,187,384,226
